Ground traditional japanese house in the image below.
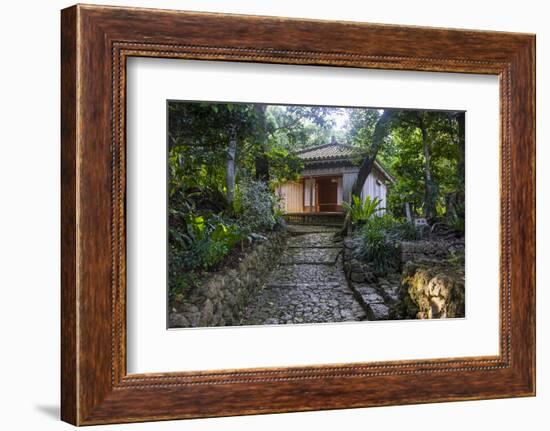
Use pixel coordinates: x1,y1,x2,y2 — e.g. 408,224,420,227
277,140,393,216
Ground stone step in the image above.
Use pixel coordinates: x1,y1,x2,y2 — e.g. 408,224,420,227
280,248,341,265
265,282,343,289
286,225,341,235
378,284,400,303
267,264,345,285
350,283,391,321
287,245,343,249
287,233,342,248
355,284,385,303
369,302,390,320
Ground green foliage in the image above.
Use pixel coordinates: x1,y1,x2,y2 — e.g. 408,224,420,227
169,178,284,302
358,214,418,275
346,108,465,221
381,111,464,220
267,105,342,150
342,195,382,225
168,102,258,195
168,180,282,302
447,199,465,234
361,214,419,240
364,213,398,230
447,250,465,266
389,221,419,241
448,213,465,234
168,214,245,301
360,222,398,275
234,178,281,232
265,146,303,186
183,214,243,270
167,186,247,301
346,108,382,151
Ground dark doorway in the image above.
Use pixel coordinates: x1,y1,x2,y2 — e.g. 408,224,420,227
317,176,339,212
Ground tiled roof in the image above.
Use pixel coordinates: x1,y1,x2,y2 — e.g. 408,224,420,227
295,143,364,161
295,142,393,181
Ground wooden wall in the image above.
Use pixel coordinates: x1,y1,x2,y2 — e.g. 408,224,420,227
277,181,303,213
342,173,356,203
360,171,387,213
278,169,387,214
303,178,316,212
343,171,387,214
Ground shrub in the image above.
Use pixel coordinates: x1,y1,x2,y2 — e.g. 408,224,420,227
167,179,282,302
342,195,382,225
362,214,419,241
447,250,465,266
358,214,417,275
360,223,398,275
168,253,197,303
366,213,398,230
234,178,280,232
167,189,246,301
448,213,465,234
180,213,243,270
388,221,419,241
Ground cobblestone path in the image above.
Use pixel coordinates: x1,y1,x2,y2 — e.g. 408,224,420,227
242,225,368,325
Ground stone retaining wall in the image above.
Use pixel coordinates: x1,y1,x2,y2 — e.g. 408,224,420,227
169,230,287,328
400,238,464,264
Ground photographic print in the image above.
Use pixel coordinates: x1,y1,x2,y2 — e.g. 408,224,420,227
167,101,465,328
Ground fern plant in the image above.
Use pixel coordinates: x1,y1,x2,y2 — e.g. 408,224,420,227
342,195,382,224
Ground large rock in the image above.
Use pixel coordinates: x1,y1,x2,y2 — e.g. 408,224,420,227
399,261,465,319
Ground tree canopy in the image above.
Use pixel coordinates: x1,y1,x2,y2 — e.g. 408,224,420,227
346,108,464,220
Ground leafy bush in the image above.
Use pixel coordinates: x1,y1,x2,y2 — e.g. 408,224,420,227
362,214,419,241
360,223,398,275
358,214,417,275
388,221,419,241
180,213,243,270
365,213,398,230
167,179,283,302
342,195,382,225
448,213,465,234
168,187,248,301
234,178,280,232
446,250,465,266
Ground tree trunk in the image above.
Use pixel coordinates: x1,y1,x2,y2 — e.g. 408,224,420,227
339,110,394,235
405,202,412,222
420,113,437,221
254,104,270,182
225,124,237,206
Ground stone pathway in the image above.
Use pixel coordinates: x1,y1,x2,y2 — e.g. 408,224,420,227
242,225,368,325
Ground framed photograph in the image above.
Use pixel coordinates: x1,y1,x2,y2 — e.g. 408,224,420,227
61,4,536,425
